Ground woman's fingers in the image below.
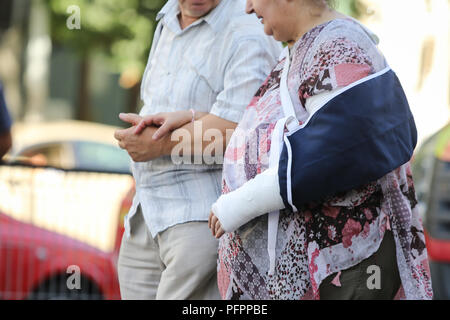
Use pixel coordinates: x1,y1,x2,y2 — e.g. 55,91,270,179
135,111,193,139
214,219,220,232
215,227,225,239
214,220,221,237
133,114,167,135
210,215,218,236
151,114,166,125
214,220,224,239
134,120,148,135
208,212,225,238
152,122,171,140
208,211,214,229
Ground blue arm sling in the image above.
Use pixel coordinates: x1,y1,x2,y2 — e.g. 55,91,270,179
278,67,417,211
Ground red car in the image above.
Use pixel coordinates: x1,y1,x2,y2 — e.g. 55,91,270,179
0,184,133,300
0,121,135,300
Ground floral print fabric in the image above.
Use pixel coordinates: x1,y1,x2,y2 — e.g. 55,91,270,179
218,19,433,300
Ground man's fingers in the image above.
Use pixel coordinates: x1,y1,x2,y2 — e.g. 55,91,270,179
129,152,141,162
119,113,142,126
114,129,126,141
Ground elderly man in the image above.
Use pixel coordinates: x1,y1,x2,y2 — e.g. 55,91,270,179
114,0,281,300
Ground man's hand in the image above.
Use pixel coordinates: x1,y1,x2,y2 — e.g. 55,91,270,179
118,113,142,127
115,113,165,162
208,211,225,239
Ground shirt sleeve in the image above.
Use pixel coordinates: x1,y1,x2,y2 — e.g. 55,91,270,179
209,38,281,123
0,84,12,134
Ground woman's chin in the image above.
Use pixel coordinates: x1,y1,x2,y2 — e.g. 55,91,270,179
263,25,273,37
270,32,283,42
272,34,286,43
268,30,286,43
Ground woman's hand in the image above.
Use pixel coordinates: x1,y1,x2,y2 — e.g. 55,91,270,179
133,110,194,140
208,211,225,239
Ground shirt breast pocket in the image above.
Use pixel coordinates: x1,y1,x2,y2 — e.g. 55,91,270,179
182,54,221,110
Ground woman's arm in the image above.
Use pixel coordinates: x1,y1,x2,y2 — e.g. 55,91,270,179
133,109,209,139
116,111,237,162
209,167,285,238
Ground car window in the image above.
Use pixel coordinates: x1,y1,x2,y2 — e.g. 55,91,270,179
18,142,74,168
73,141,130,173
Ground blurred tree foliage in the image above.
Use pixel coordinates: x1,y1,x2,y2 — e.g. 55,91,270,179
47,0,360,76
46,0,166,120
336,0,361,18
45,0,359,120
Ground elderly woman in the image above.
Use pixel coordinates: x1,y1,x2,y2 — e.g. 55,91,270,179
205,0,433,300
134,0,433,300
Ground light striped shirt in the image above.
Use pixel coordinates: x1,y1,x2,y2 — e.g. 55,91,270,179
125,0,282,238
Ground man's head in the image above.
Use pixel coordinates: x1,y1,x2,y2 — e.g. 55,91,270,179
179,0,221,21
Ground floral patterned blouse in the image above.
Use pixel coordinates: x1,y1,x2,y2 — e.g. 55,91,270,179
217,18,433,300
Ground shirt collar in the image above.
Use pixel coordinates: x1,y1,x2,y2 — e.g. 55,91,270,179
156,0,232,35
156,0,177,22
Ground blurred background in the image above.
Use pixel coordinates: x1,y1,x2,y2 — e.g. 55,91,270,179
0,0,449,300
0,0,166,125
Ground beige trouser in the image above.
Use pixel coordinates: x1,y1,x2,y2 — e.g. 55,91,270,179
117,206,220,300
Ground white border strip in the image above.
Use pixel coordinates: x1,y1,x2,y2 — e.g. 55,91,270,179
284,134,298,213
